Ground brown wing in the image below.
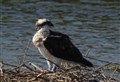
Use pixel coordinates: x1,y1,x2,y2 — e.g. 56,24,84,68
43,30,93,67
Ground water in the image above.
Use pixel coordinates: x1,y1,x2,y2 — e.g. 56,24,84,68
0,0,120,69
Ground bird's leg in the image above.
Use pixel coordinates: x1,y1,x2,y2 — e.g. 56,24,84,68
47,61,52,70
47,61,57,72
50,64,56,72
46,61,56,72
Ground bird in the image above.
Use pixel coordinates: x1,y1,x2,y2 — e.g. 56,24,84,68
32,18,93,72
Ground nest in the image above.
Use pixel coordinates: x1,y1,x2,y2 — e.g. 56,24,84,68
0,61,119,82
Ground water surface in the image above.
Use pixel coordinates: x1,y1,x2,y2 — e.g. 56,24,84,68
0,0,120,69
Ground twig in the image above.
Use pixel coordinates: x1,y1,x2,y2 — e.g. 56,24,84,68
100,69,107,79
64,65,81,72
108,66,118,81
85,48,91,56
21,40,32,63
38,56,65,72
28,62,42,71
2,62,18,67
0,62,3,76
24,41,31,61
23,64,35,72
84,56,120,65
93,62,112,72
7,63,24,73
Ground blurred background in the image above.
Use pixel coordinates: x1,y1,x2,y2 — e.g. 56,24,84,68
0,0,120,69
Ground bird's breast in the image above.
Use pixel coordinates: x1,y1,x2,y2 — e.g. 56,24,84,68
38,43,56,60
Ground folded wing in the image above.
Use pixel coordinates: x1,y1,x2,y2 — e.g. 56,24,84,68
44,31,93,67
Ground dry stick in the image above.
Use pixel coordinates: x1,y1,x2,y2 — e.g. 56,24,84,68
29,72,50,82
93,62,112,78
2,63,30,73
108,66,118,81
10,41,31,73
21,40,32,63
23,64,35,72
85,48,91,56
84,56,120,65
116,70,120,81
4,60,35,72
89,63,113,80
93,62,112,72
27,56,65,72
28,62,42,71
38,57,65,72
84,49,120,72
0,62,3,76
7,63,24,73
100,69,107,79
64,65,81,73
2,62,18,67
17,41,36,72
6,63,35,73
29,63,58,82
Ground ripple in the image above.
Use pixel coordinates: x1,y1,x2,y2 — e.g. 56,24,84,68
1,0,120,67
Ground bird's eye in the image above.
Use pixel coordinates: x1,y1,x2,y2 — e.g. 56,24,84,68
36,24,42,27
37,22,46,27
36,24,44,30
36,26,41,31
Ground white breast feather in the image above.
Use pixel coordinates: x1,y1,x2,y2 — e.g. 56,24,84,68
32,27,49,47
32,27,69,66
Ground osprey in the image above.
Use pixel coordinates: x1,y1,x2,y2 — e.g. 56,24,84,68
32,19,93,71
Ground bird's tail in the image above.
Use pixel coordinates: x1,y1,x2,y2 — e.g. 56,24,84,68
80,58,93,67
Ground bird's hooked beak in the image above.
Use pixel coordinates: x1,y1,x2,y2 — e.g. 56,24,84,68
35,19,54,31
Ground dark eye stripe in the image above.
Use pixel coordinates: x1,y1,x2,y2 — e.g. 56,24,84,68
36,22,46,27
36,21,53,30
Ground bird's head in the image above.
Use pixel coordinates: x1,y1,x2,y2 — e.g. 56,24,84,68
35,18,54,31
